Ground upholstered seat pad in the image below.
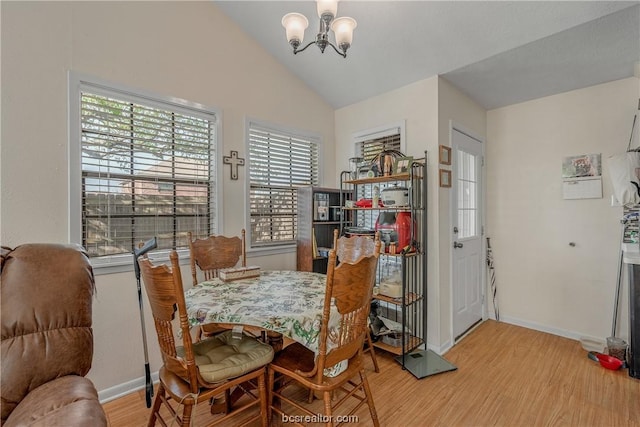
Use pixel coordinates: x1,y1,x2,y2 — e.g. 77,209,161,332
177,330,273,383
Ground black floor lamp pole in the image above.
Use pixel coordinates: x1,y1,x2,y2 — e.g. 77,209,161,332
133,237,157,408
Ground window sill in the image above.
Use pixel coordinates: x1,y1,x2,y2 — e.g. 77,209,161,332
246,244,296,258
90,245,296,276
90,248,191,276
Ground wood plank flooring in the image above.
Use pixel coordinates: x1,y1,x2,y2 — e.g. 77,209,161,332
102,320,640,426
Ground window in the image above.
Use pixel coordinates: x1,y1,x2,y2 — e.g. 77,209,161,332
70,75,218,267
247,121,320,247
456,150,479,239
356,131,401,162
352,124,404,229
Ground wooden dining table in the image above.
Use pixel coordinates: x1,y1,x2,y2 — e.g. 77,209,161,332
185,269,350,415
184,270,342,360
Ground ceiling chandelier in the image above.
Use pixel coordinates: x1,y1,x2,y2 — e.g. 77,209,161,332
281,0,357,58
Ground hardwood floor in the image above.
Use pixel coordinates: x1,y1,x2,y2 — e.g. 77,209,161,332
102,320,640,426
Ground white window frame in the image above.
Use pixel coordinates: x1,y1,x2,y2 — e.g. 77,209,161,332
68,72,222,275
244,118,322,253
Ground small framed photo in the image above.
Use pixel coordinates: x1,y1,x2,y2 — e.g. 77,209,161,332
439,145,451,165
394,156,413,174
439,169,452,188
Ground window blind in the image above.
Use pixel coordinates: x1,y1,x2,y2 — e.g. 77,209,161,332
355,130,402,228
248,123,319,246
80,92,216,257
356,130,402,161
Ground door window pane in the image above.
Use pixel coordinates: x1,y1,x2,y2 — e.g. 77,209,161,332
457,151,478,239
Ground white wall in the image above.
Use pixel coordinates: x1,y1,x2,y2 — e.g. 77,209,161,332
486,77,640,341
1,1,335,400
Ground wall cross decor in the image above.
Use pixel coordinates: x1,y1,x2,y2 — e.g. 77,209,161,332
223,150,245,180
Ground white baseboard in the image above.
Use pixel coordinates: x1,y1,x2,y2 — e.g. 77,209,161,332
498,315,581,341
439,316,582,356
432,339,452,355
98,371,159,404
391,339,450,356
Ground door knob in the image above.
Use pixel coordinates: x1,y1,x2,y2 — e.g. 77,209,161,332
453,242,463,249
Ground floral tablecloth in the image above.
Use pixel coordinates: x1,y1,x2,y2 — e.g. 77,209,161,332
185,270,339,356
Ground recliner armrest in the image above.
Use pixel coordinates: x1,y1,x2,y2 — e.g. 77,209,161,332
3,376,106,427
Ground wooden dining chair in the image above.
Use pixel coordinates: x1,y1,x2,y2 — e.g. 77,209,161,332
333,229,381,373
268,241,382,427
139,251,274,427
188,230,246,285
188,230,246,339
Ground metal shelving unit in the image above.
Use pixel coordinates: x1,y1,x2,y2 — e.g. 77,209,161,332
339,152,427,371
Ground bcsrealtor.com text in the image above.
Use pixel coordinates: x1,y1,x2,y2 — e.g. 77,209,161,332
282,414,359,423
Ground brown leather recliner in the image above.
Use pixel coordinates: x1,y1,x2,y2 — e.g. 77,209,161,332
1,244,107,426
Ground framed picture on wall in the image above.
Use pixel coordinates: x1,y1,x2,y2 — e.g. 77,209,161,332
439,145,451,165
439,169,452,188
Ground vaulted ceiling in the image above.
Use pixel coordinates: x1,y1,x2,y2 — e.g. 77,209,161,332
214,1,640,110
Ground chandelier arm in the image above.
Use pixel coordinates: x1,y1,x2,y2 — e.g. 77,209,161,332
293,40,317,55
328,41,347,58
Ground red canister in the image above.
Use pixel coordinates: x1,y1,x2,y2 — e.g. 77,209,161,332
375,212,415,252
395,212,414,251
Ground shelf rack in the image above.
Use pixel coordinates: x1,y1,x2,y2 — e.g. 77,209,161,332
339,152,428,368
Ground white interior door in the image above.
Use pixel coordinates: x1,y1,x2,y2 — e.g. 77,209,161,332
452,128,484,340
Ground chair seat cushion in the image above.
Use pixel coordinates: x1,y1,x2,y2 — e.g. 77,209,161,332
178,330,273,383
